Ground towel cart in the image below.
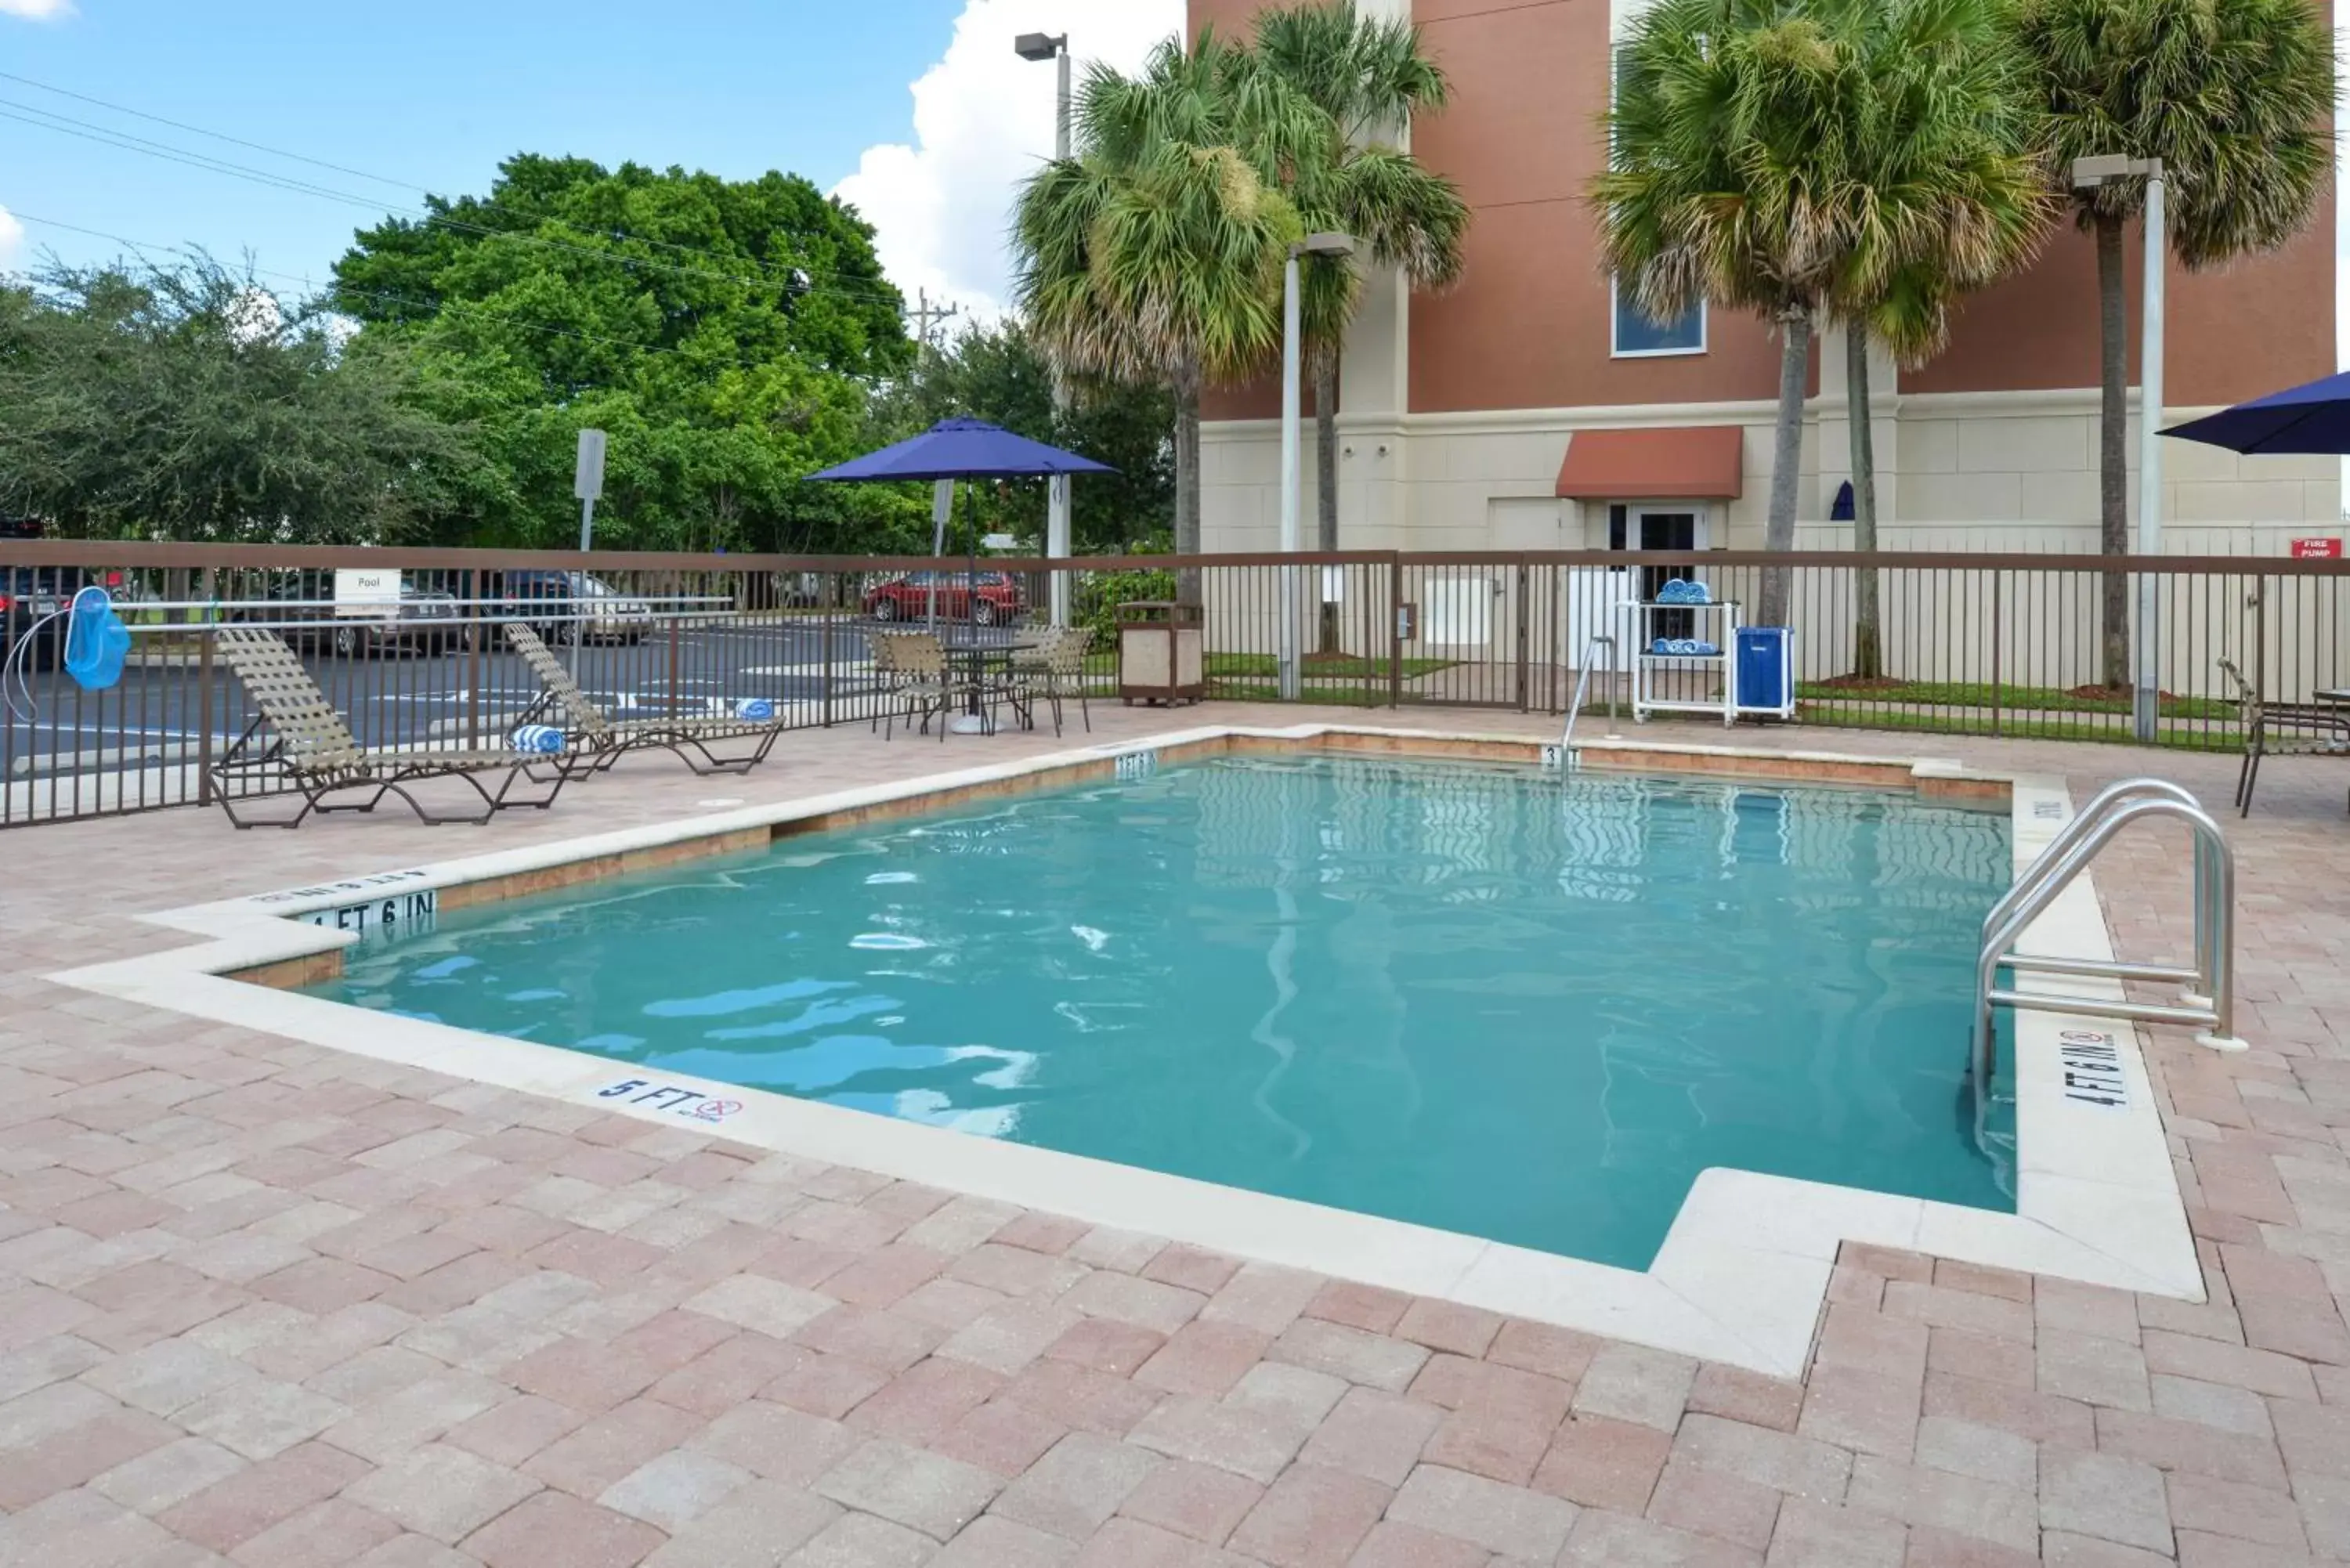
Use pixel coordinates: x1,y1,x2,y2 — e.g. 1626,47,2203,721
1622,598,1741,727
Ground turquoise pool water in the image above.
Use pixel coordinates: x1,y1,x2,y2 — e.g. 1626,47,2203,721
315,756,2016,1269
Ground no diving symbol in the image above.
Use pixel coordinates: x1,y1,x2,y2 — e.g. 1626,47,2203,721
594,1079,744,1125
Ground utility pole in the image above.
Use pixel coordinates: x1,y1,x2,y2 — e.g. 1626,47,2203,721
909,288,960,354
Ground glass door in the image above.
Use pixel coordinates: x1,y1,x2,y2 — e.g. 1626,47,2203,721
1622,508,1704,635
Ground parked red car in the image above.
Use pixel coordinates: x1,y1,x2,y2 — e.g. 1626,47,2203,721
863,570,1025,625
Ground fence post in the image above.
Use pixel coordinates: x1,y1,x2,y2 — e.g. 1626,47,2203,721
821,591,836,729
667,572,682,718
196,615,215,807
464,568,480,750
1387,555,1404,709
1513,557,1531,712
1990,569,2002,738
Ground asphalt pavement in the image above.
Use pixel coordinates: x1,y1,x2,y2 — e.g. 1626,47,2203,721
0,614,1021,777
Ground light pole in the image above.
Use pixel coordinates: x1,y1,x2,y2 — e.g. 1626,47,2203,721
1018,31,1076,627
2073,154,2167,742
1280,233,1355,699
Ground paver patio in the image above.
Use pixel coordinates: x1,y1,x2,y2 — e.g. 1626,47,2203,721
1,702,2345,1566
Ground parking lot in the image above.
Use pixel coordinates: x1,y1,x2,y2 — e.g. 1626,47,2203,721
0,612,1032,782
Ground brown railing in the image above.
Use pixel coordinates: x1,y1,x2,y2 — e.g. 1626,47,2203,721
3,540,2344,828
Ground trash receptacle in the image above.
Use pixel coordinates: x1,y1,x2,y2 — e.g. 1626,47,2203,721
1118,601,1204,706
1734,626,1794,718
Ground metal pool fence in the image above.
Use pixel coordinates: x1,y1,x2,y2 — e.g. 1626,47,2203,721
2,540,2345,827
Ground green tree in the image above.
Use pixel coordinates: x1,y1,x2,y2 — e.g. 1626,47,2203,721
2012,0,2333,688
333,154,916,549
0,257,470,543
1596,0,1862,623
1014,35,1304,571
1824,0,2052,677
1245,1,1467,562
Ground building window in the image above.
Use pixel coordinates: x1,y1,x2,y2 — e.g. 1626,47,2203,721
1607,45,1705,359
1611,277,1705,357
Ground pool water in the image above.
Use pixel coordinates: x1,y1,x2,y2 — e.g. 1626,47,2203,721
316,756,2016,1270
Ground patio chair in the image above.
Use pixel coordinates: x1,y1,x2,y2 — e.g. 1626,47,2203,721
208,627,569,829
1005,626,1094,736
2217,656,2350,816
503,622,783,776
869,630,960,741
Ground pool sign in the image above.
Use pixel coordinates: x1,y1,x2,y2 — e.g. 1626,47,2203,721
2057,1028,2128,1110
592,1078,743,1125
300,888,437,939
334,567,400,618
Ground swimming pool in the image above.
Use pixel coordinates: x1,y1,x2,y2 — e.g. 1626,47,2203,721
314,754,2016,1270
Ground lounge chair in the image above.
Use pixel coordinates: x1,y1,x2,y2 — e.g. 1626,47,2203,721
2218,657,2350,816
503,622,784,775
869,630,961,741
1005,626,1094,736
208,627,569,829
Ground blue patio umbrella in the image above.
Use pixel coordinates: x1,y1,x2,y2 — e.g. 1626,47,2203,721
808,416,1118,483
808,417,1118,631
2163,370,2350,453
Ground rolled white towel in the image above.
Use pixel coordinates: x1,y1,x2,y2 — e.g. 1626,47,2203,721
510,724,566,754
736,697,776,721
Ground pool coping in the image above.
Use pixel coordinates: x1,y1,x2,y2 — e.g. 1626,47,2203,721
49,722,2204,1378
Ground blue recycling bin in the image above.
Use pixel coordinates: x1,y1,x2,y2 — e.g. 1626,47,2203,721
1734,626,1793,716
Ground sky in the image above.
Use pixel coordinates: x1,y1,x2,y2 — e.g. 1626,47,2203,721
0,0,1182,320
1,0,2341,365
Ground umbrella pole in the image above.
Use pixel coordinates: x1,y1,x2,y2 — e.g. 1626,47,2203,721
966,482,979,631
928,479,950,633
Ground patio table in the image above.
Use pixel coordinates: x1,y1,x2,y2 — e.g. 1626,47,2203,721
939,631,1043,734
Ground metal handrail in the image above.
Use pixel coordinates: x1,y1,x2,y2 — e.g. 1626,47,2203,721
1560,634,1617,761
1973,782,2242,1131
1980,779,2216,982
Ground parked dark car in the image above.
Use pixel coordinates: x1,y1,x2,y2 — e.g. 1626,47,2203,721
236,576,466,657
864,570,1025,625
2,566,74,670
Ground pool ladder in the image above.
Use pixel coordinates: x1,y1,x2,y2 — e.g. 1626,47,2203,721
1973,779,2243,1125
1557,635,1618,767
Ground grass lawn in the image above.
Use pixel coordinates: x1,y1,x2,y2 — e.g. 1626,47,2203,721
1795,678,2236,721
1799,703,2243,752
1205,653,1457,681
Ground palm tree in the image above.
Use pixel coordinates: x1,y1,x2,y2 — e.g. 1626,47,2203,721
1013,35,1304,569
1593,0,1860,624
1246,2,1469,576
2012,0,2332,688
1823,0,2052,677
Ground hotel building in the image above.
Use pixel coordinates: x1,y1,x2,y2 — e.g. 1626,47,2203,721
1188,0,2340,561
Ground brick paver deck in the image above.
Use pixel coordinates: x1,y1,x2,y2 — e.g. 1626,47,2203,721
2,705,2344,1566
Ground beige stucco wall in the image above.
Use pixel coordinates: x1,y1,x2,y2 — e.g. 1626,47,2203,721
1202,385,2343,559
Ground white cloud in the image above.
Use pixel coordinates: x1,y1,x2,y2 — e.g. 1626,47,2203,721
0,204,23,270
0,0,78,20
834,0,1182,323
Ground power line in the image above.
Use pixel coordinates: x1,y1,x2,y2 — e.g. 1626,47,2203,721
0,92,913,309
0,69,916,305
0,67,426,191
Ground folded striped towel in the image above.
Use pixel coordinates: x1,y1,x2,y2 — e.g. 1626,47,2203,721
510,724,566,754
1654,578,1712,605
735,697,776,721
1650,638,1722,656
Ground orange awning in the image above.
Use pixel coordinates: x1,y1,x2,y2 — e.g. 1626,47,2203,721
1554,426,1744,500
